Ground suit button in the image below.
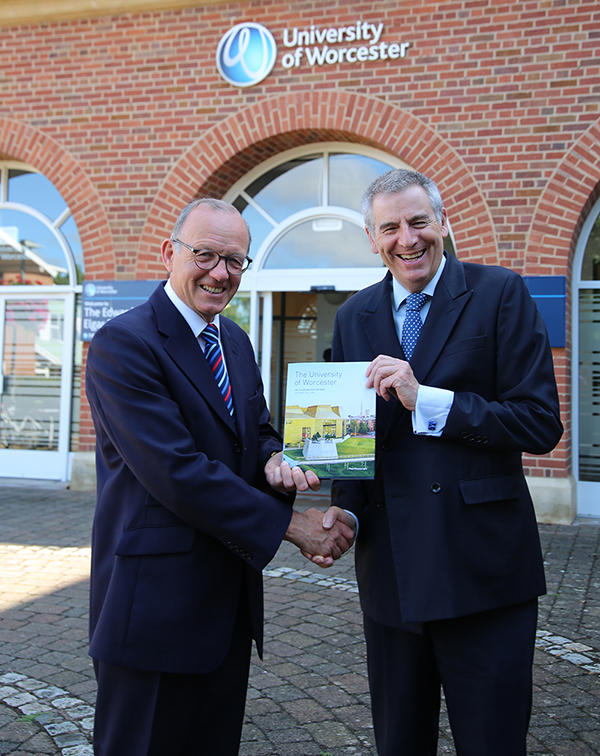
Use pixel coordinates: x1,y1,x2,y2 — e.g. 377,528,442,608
381,441,390,451
232,442,241,453
431,482,441,494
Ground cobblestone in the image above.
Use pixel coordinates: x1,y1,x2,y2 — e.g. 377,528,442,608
0,483,598,754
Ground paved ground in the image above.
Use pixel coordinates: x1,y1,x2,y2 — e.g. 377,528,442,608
0,481,599,755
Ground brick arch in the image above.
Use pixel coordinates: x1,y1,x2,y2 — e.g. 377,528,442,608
0,118,113,276
528,118,600,276
138,90,496,277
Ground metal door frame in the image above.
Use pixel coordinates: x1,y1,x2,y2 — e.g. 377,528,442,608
0,286,75,481
572,195,600,517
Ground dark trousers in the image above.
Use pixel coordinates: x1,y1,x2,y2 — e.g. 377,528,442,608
363,599,538,756
93,601,252,756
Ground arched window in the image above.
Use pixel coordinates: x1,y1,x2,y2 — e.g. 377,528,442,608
223,143,456,425
0,162,83,286
0,162,81,481
229,145,455,279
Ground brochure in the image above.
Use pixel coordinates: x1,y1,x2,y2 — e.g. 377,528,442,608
282,361,375,479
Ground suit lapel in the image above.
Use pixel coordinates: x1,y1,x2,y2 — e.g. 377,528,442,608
151,284,238,435
220,318,247,440
355,273,406,438
410,253,472,382
358,272,403,359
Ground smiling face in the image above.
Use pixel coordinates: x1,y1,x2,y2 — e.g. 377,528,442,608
366,185,448,293
161,204,249,323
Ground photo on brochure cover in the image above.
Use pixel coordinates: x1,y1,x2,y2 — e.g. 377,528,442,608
282,361,376,479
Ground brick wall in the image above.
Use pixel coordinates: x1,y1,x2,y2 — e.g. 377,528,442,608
1,0,599,472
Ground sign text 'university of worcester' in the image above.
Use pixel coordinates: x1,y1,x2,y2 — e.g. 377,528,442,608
281,22,410,68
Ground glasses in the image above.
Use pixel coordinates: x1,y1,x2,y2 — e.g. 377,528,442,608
171,238,252,275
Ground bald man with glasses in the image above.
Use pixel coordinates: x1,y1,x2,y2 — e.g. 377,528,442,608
86,198,355,755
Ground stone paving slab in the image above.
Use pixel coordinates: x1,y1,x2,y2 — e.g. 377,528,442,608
0,483,599,755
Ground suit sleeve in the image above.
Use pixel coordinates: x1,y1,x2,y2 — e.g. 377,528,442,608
86,320,291,571
442,272,563,454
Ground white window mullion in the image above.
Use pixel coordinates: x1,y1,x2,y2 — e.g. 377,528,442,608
260,292,273,408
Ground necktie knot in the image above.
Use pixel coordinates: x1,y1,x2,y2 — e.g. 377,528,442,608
401,292,428,362
203,322,219,344
405,292,428,312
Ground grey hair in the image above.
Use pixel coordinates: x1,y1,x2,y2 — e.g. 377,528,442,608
171,198,251,251
361,169,444,234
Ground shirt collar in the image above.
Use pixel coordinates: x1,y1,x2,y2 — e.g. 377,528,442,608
392,252,447,311
164,278,220,338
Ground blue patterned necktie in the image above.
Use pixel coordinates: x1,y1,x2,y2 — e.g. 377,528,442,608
401,292,428,362
202,323,234,416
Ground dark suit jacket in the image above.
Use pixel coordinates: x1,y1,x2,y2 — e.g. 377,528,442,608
331,253,563,626
85,282,291,674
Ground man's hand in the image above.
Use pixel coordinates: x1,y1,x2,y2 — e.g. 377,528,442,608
284,506,356,568
265,452,321,493
366,354,419,410
302,506,357,568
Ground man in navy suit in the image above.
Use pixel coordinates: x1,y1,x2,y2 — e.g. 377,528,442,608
85,198,355,755
330,170,563,755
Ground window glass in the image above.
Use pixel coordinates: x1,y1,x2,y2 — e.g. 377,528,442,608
0,209,69,285
246,155,323,223
233,197,274,262
329,154,392,211
71,293,83,450
223,292,250,334
0,298,62,450
8,169,67,221
0,164,81,286
264,218,382,269
579,288,600,480
580,212,600,280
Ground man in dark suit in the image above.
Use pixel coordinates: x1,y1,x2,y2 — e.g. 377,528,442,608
330,170,563,755
85,198,355,755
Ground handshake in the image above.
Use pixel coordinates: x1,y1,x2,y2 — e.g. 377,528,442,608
284,505,356,568
265,452,356,569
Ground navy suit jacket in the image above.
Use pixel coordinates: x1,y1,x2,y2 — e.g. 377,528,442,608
85,282,292,674
331,253,563,625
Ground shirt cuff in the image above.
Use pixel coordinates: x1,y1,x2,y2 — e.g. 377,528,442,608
412,384,454,437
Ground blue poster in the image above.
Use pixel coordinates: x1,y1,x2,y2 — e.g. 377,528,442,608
81,280,160,341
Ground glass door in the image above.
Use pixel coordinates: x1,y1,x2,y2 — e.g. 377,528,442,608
0,292,75,480
578,289,600,502
268,290,353,433
574,197,600,517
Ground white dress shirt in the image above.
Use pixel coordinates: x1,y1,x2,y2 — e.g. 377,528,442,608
391,255,454,437
164,279,229,369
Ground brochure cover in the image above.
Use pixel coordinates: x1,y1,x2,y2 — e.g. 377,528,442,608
282,362,376,479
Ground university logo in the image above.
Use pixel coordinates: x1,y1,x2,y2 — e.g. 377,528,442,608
216,22,277,87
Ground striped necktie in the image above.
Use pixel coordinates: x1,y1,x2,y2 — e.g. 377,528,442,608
202,323,234,416
401,292,428,362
